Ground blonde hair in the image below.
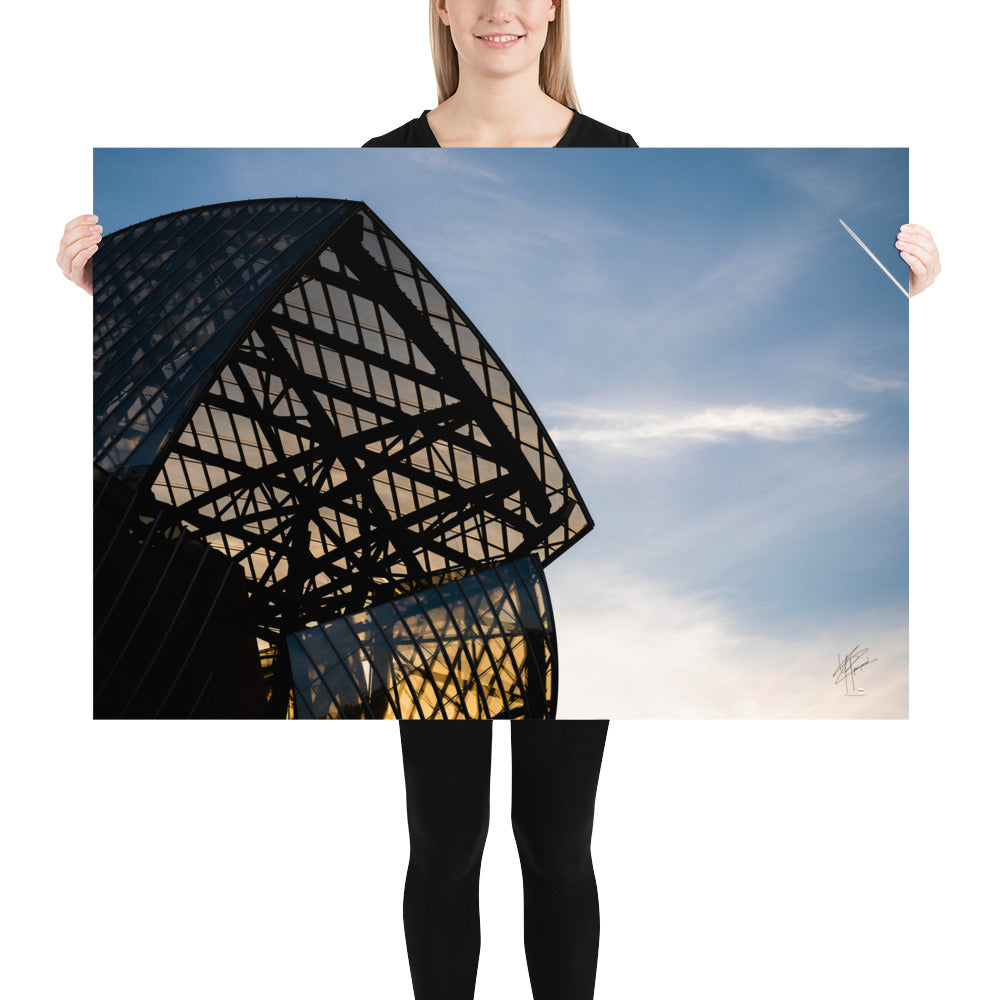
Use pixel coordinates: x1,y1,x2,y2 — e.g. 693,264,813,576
429,1,580,110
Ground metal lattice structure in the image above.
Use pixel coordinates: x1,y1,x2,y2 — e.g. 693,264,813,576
93,198,592,718
291,555,556,720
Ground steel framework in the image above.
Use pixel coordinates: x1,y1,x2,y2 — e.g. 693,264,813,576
93,198,592,718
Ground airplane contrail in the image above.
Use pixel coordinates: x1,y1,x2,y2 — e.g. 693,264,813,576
838,218,910,300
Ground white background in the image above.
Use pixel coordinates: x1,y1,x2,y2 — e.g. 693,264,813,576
4,2,997,997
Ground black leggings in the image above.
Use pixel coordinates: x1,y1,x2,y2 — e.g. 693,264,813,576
399,720,609,1000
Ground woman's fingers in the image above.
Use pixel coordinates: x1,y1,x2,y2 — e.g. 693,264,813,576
63,213,98,233
68,243,97,296
57,234,100,278
897,222,940,296
62,231,100,263
895,231,934,255
57,214,101,293
71,241,99,274
897,241,934,269
900,250,926,277
60,215,100,251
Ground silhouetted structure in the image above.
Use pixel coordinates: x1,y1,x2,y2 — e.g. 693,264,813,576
94,198,591,718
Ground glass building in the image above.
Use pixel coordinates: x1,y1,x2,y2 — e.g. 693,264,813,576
94,198,592,719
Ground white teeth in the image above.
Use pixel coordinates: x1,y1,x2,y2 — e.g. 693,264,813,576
483,34,518,42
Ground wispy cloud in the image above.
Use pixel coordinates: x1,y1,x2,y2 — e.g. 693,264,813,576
545,402,865,455
846,373,908,394
401,149,504,182
753,150,890,215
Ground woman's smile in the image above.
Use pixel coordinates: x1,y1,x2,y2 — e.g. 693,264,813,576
475,32,525,49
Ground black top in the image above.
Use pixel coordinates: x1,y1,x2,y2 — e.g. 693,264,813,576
364,109,637,148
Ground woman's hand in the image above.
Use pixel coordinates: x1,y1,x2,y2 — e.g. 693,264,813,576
896,224,941,297
57,214,102,295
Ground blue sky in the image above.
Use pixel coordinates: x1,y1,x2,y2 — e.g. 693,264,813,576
95,147,908,718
